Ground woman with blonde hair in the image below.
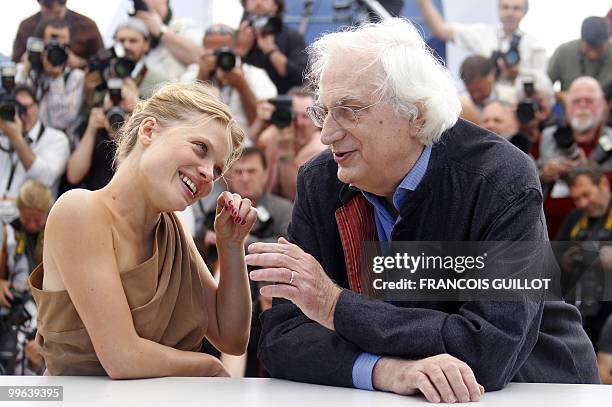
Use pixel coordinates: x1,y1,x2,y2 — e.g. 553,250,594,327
29,82,255,377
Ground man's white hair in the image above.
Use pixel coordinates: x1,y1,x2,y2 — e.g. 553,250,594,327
306,18,461,145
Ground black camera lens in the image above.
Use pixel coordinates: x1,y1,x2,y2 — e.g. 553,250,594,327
553,125,580,161
215,47,236,72
111,59,136,79
269,95,293,129
106,106,127,131
516,99,538,124
45,37,68,67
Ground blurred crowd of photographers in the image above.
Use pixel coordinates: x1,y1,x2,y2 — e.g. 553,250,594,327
0,0,612,383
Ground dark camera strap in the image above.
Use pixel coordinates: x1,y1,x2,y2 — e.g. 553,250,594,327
3,124,45,199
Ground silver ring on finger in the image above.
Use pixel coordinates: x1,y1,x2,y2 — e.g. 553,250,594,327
288,270,295,285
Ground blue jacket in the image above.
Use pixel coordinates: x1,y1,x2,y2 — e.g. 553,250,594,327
258,119,600,390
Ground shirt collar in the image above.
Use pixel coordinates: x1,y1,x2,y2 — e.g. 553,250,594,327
26,121,42,143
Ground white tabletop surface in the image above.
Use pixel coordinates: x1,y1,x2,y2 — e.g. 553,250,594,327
0,376,610,407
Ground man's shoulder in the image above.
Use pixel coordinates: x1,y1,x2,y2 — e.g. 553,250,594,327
439,119,540,191
552,39,580,57
297,149,344,192
18,12,41,30
66,9,100,29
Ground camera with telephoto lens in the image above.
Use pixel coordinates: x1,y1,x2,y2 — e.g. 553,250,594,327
105,78,127,132
553,125,580,161
128,0,149,16
45,35,68,67
516,80,540,124
0,63,17,122
26,37,45,74
246,14,283,35
214,47,237,72
88,43,136,80
0,289,32,375
268,95,293,129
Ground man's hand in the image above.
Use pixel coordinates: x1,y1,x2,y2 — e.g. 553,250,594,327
0,114,24,143
67,49,87,69
247,237,342,330
0,279,13,308
539,159,576,183
87,108,106,132
235,21,255,57
373,355,485,403
496,58,520,82
599,245,612,270
197,51,217,82
216,66,248,90
136,10,163,38
255,32,278,56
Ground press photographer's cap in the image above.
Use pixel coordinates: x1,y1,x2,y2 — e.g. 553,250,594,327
115,18,150,40
581,16,610,48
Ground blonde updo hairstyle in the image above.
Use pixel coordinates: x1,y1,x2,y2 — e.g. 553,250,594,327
113,82,245,173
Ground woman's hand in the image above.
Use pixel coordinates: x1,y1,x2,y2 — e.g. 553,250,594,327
214,191,257,246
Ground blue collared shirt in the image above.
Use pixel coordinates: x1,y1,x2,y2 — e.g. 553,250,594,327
351,145,432,390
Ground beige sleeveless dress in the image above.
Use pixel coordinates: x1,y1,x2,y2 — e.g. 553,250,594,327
29,212,209,375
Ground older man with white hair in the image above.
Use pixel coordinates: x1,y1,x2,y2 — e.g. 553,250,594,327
247,19,599,403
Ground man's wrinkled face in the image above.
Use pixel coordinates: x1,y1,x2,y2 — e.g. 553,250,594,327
316,56,423,197
570,175,610,218
115,28,149,62
498,0,527,33
567,81,605,133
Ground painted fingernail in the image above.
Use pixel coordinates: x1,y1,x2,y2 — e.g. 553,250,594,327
236,216,242,223
241,219,246,225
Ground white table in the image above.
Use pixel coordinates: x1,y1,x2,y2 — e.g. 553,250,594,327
0,377,610,406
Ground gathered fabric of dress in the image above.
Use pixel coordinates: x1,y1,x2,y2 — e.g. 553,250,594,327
29,212,209,375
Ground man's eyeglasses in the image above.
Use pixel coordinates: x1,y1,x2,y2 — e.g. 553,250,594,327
306,101,379,129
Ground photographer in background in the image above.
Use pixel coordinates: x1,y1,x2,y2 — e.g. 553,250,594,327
18,18,84,142
0,84,69,223
417,0,547,84
183,24,276,130
253,87,326,201
458,55,516,123
599,314,612,384
237,0,307,94
133,0,204,82
556,165,612,352
112,19,170,99
510,70,558,158
12,0,103,70
548,16,612,102
538,76,612,237
66,80,138,191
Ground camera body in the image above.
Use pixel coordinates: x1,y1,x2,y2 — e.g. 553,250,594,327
45,35,68,67
246,14,283,35
268,95,293,129
26,37,45,74
553,125,580,161
128,0,149,16
105,78,127,132
214,47,237,72
0,63,17,122
491,33,521,70
88,43,136,80
516,80,540,124
0,288,33,375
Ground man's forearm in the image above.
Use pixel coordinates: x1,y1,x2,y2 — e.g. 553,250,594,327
11,134,35,170
161,32,203,66
416,0,454,41
66,127,97,184
268,50,288,77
